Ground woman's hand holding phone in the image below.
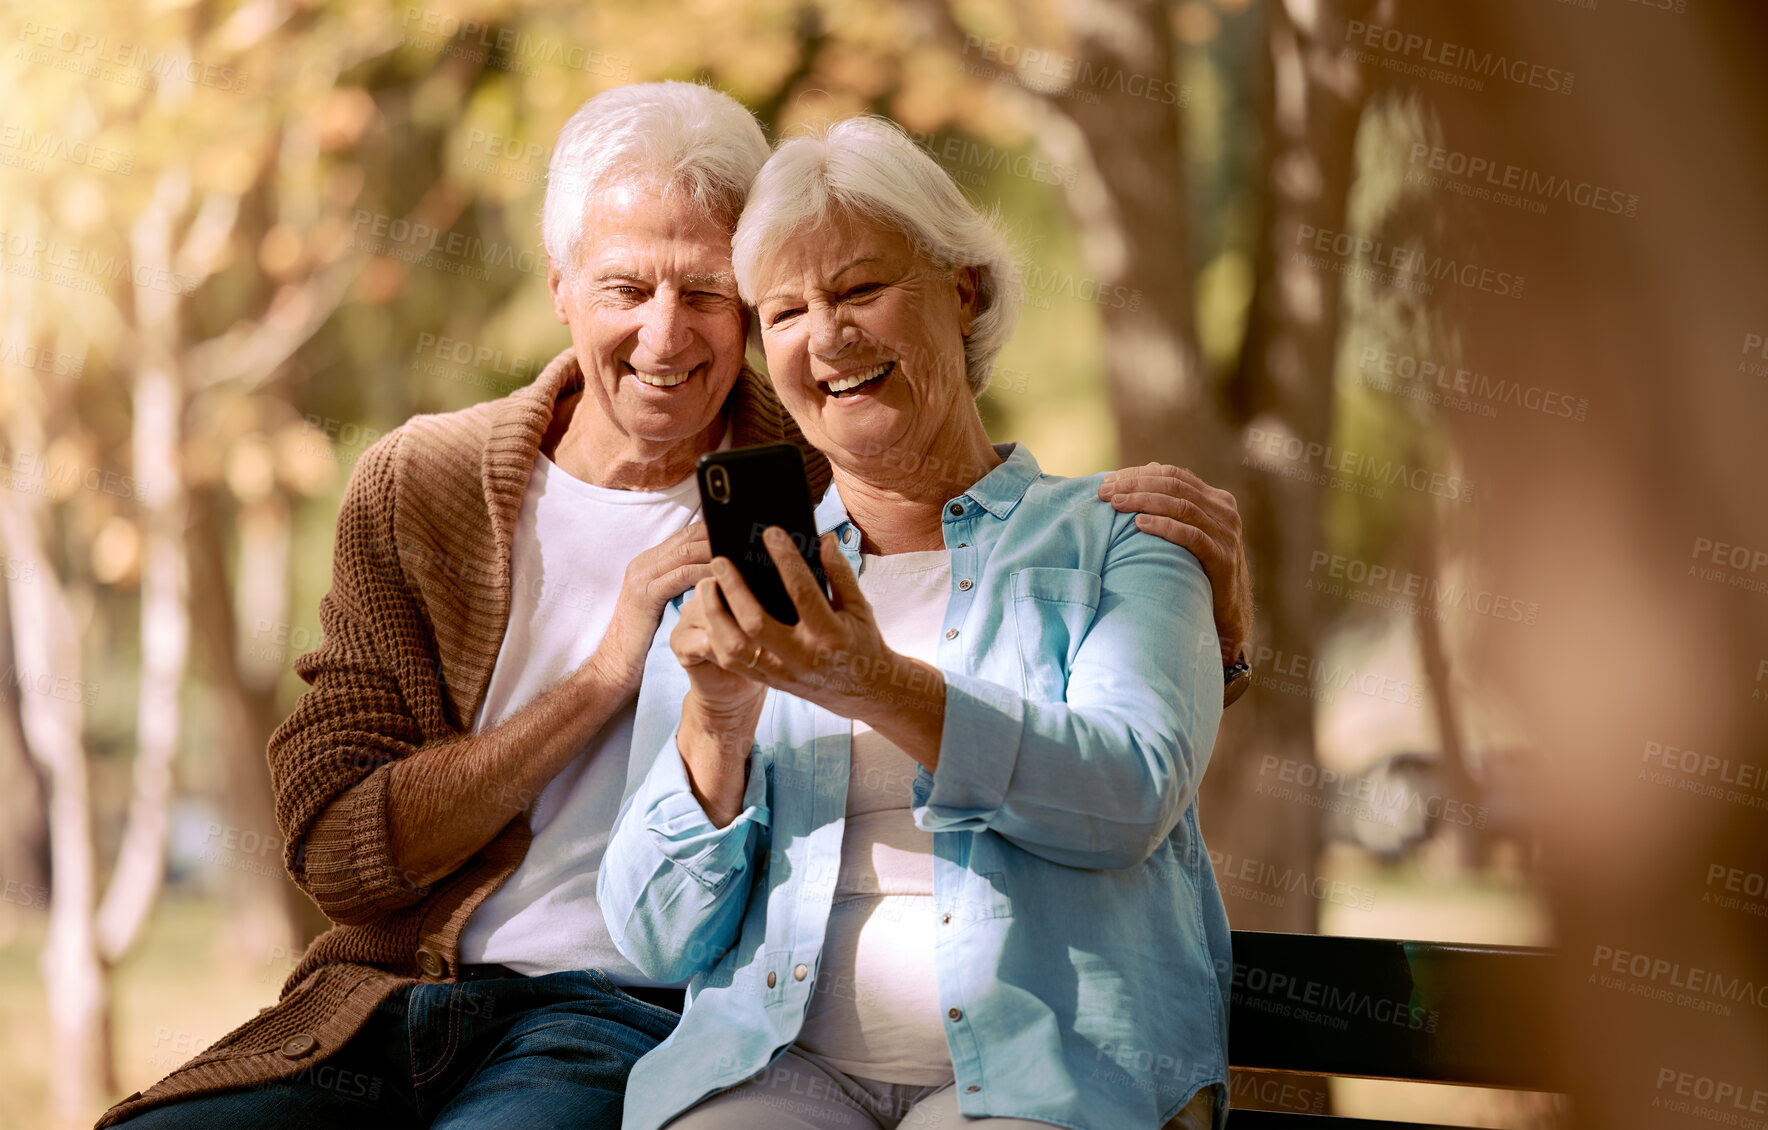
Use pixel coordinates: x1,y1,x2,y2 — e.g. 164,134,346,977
678,528,947,772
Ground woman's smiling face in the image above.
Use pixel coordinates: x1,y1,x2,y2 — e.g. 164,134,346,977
753,209,978,476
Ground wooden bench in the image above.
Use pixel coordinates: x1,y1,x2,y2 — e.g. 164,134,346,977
1224,931,1563,1129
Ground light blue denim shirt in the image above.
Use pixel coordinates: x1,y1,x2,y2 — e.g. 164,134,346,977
600,443,1231,1130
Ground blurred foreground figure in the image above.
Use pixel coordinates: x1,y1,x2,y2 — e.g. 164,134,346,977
1389,4,1768,1125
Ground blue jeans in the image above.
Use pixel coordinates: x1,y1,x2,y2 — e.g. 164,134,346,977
114,969,680,1129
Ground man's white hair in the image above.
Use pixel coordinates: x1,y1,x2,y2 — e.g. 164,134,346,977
731,116,1022,396
542,81,770,272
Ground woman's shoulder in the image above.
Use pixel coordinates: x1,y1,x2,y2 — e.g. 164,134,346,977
1011,469,1205,575
1016,470,1136,535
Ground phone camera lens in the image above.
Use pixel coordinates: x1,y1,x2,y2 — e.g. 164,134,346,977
706,465,730,503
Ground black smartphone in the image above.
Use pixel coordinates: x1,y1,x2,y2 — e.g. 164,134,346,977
696,443,829,626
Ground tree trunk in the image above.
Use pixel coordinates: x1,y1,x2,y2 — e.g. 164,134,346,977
0,492,111,1126
1025,0,1212,468
1412,526,1484,867
95,171,193,965
1200,0,1376,934
187,485,327,962
0,564,52,930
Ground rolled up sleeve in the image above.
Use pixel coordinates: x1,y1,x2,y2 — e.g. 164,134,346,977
599,732,770,984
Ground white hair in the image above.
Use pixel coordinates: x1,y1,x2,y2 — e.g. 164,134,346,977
541,81,770,271
731,116,1022,395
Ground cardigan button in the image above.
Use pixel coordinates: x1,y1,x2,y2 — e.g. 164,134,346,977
416,947,445,978
280,1033,317,1059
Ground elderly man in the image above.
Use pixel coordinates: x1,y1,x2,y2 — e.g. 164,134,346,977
99,82,1252,1130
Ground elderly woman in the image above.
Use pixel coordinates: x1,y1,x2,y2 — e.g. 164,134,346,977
599,118,1229,1130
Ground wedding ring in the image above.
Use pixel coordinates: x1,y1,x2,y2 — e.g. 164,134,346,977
746,645,763,669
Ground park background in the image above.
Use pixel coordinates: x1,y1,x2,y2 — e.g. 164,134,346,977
1,0,1765,1126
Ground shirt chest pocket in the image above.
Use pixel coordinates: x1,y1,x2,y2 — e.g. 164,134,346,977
1009,567,1101,703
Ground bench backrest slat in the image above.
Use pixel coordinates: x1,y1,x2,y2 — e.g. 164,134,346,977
1226,930,1562,1089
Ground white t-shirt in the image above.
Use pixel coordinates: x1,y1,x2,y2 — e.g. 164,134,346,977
795,549,953,1084
456,451,705,984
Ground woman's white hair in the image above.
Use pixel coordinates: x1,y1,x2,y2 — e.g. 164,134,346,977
732,116,1022,396
541,81,770,272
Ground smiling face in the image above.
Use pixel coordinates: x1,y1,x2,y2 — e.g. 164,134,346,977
754,209,980,480
548,179,747,456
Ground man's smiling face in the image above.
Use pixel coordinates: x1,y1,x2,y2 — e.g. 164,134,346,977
548,179,748,449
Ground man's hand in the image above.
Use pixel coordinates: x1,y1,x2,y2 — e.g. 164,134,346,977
589,522,714,697
1099,463,1253,665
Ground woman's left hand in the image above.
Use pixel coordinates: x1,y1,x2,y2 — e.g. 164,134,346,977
698,528,944,756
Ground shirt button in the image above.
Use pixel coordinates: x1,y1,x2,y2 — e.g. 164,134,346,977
944,628,958,640
280,1033,317,1059
415,947,444,978
957,578,973,591
965,1084,981,1093
956,542,968,549
949,503,964,516
941,913,952,925
794,964,809,981
948,1007,963,1021
766,970,777,988
841,528,855,544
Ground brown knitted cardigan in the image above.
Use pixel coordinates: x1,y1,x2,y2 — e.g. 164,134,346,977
97,349,827,1127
